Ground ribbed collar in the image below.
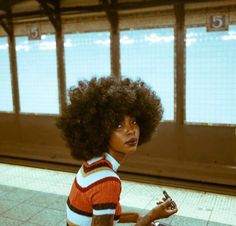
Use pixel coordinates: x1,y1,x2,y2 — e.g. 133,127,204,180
86,153,120,172
104,152,120,172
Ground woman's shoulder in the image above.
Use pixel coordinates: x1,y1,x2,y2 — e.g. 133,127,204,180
75,158,120,188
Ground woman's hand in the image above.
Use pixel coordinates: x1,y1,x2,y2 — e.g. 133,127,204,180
135,198,178,226
150,198,178,220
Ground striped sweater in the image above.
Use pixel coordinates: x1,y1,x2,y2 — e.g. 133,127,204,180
66,153,121,226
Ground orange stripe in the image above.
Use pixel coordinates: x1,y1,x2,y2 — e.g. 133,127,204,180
69,178,121,213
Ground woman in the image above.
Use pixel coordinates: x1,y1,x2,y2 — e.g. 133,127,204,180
57,77,177,226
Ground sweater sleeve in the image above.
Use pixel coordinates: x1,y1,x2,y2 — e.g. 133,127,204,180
90,177,121,216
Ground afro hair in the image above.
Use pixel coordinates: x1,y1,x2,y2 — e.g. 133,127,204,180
56,76,163,160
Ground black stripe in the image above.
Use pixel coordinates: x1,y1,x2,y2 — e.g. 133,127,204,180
67,198,92,217
93,202,117,210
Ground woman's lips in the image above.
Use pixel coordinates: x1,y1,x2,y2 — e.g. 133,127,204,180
125,138,138,146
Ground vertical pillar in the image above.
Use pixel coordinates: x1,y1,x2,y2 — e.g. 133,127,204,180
109,11,121,79
6,17,20,115
37,0,67,114
0,14,21,141
175,3,185,125
55,19,66,113
174,3,185,159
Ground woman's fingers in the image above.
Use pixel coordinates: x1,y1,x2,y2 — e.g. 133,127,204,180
156,196,178,215
163,198,178,213
162,198,177,209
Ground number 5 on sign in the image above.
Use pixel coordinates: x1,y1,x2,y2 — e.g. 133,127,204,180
207,14,229,32
28,26,41,40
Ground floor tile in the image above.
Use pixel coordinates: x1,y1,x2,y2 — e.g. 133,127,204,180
47,195,67,211
0,184,16,196
2,188,36,203
57,218,67,226
170,215,208,226
20,223,41,226
0,198,21,214
24,192,60,208
2,203,44,221
0,216,22,226
210,210,236,225
28,208,65,225
207,222,233,226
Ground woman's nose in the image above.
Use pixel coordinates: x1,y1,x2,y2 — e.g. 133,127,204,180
125,124,135,135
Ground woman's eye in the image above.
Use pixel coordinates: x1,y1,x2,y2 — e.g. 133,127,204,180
117,124,122,128
132,120,137,125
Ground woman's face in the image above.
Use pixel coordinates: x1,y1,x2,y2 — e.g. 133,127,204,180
108,115,140,159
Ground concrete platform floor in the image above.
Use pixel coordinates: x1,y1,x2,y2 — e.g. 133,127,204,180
0,163,235,226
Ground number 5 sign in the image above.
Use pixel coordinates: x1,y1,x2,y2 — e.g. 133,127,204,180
207,14,229,32
27,25,41,40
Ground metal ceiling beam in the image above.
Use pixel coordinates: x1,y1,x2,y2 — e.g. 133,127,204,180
0,0,230,20
0,8,13,36
101,0,119,32
0,0,24,12
0,19,11,35
112,0,224,10
36,0,60,29
57,0,226,11
0,0,12,12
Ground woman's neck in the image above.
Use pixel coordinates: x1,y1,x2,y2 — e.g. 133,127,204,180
108,149,127,164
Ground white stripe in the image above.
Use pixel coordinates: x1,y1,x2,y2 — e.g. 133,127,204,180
105,153,120,171
77,168,120,187
66,204,92,226
87,156,103,165
114,219,119,225
67,204,119,225
93,208,116,215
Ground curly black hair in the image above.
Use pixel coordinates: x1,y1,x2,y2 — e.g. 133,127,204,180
56,76,163,160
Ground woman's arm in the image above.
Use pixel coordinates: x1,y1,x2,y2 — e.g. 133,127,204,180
91,198,177,226
119,212,141,223
92,214,114,226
